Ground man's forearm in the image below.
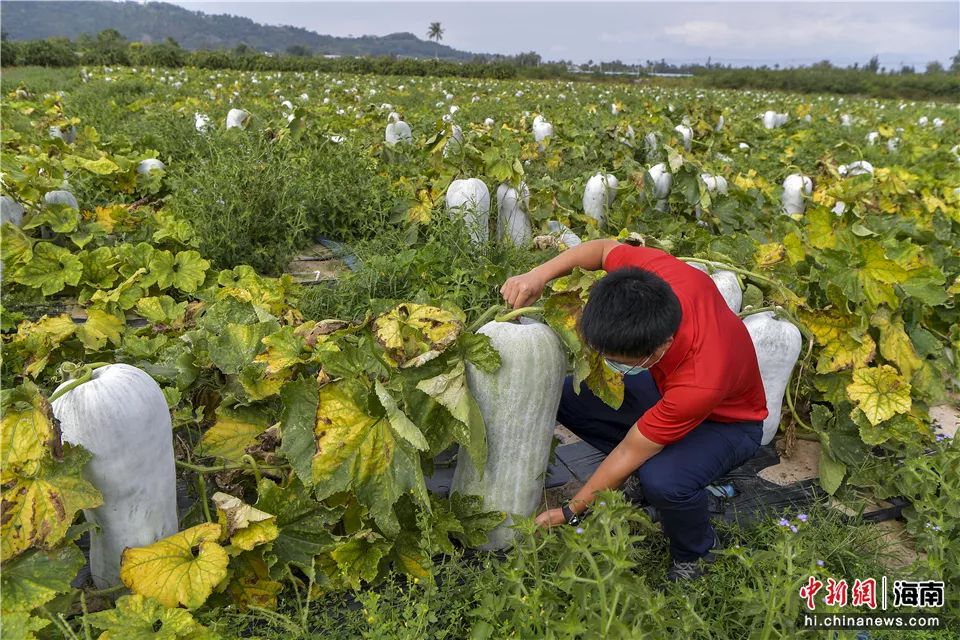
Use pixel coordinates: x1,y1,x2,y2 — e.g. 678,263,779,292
567,426,664,513
531,239,613,283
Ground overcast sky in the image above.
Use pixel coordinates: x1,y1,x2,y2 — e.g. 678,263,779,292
164,1,959,68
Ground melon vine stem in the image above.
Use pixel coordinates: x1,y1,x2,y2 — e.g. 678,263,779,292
495,306,543,323
175,459,289,474
85,584,127,598
80,591,93,640
467,304,505,332
737,306,780,318
48,362,110,402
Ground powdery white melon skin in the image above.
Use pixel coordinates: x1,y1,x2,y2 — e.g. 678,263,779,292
743,312,802,445
673,124,693,150
51,363,178,588
44,190,79,210
546,220,581,248
700,174,729,195
496,183,532,247
582,173,618,223
385,120,413,144
446,178,490,244
1,195,25,227
710,271,743,313
781,174,812,215
226,108,250,129
452,319,568,550
137,159,166,175
648,163,672,211
533,120,554,145
442,124,464,157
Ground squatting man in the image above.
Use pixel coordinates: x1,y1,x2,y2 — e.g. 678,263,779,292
499,239,768,581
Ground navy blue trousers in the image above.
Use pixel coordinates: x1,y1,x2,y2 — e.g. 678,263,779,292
557,371,762,562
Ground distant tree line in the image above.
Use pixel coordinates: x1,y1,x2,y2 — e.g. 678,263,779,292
1,30,957,100
0,30,579,80
576,53,960,77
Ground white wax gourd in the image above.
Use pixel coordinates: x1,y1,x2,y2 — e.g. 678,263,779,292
451,319,567,550
546,220,581,248
710,271,742,313
1,195,25,227
581,173,618,223
643,132,658,156
533,119,553,147
496,182,531,246
647,163,672,212
225,108,250,129
194,112,210,132
446,178,490,244
840,160,874,177
443,125,464,157
761,111,776,129
44,190,79,210
674,124,692,151
50,125,77,143
743,312,802,445
51,364,178,588
694,174,727,219
781,174,812,215
137,159,165,175
700,174,728,195
648,163,672,199
385,120,413,145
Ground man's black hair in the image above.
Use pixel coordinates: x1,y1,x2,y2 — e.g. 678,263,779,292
578,267,682,358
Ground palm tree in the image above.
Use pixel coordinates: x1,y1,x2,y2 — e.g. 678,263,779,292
426,22,444,61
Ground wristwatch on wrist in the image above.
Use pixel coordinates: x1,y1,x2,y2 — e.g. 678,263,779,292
561,501,583,526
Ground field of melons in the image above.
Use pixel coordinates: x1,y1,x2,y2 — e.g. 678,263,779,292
1,65,958,639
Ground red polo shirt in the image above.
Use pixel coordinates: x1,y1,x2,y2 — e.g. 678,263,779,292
603,244,768,445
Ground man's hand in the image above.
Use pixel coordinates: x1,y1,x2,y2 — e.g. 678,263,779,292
534,508,567,528
500,270,547,309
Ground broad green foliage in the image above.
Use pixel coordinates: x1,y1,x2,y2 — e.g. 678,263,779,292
85,594,217,640
1,65,957,626
120,523,231,609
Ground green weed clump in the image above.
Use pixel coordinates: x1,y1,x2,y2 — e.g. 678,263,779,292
199,494,930,640
296,213,545,325
166,130,401,275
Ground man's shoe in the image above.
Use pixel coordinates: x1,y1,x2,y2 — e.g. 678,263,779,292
622,476,646,505
666,559,705,582
665,533,721,582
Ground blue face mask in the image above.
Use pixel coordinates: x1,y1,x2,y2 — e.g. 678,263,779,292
603,351,664,376
603,358,646,376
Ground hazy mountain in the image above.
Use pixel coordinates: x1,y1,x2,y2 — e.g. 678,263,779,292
1,1,479,60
